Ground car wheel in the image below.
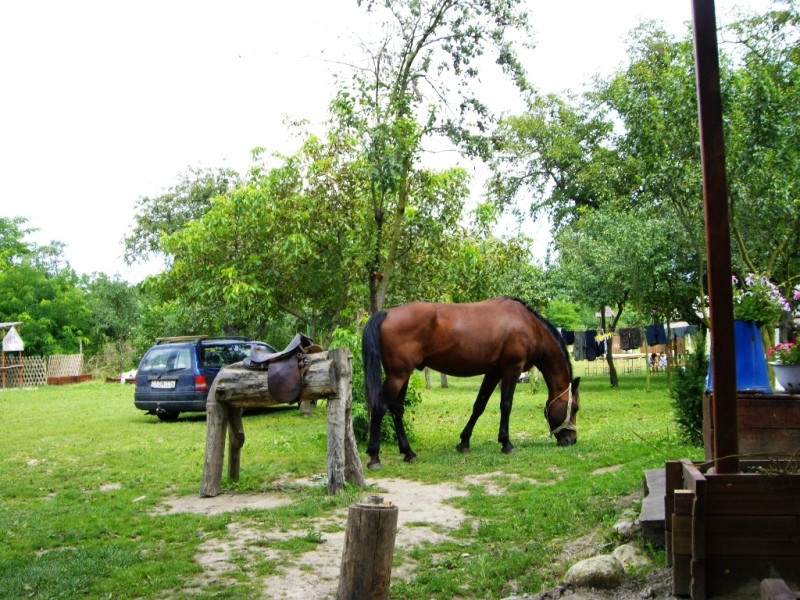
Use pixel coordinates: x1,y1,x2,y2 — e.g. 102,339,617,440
157,410,180,422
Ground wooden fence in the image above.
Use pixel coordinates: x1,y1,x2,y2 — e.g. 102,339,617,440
1,354,84,388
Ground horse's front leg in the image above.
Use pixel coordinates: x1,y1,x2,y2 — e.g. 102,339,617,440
497,378,517,454
387,379,417,463
456,375,500,453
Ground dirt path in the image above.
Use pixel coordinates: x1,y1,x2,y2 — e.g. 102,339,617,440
153,473,676,599
156,476,476,598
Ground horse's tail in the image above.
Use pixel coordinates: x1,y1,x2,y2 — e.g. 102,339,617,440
362,310,388,412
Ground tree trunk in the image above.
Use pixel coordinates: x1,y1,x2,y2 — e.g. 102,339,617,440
606,352,618,387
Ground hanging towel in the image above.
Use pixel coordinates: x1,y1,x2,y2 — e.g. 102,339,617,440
560,329,575,345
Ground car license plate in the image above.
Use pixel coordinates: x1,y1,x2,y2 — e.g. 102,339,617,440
151,380,176,389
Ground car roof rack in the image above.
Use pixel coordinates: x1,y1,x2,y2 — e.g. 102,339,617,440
155,335,250,344
156,335,209,343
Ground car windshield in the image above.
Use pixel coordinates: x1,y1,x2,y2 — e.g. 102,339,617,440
201,343,257,368
140,347,192,372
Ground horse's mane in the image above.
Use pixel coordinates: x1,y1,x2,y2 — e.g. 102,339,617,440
504,296,573,380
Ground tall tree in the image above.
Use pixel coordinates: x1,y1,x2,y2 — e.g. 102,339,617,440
123,166,240,266
0,217,91,355
724,1,800,294
346,0,532,312
155,133,472,343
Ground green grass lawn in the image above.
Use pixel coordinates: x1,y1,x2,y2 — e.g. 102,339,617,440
0,368,703,599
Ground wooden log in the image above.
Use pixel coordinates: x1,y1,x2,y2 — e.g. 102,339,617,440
337,496,399,600
211,352,335,407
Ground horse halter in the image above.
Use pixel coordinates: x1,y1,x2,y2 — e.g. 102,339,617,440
546,384,578,437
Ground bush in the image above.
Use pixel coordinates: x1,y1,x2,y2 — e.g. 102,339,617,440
85,339,138,378
669,334,708,446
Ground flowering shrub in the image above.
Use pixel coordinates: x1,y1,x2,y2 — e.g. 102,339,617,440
732,274,791,326
768,342,800,365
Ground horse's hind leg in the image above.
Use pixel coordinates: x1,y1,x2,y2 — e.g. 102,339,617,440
387,379,417,463
456,375,500,453
366,400,387,470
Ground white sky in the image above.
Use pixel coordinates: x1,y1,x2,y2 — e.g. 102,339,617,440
0,0,768,283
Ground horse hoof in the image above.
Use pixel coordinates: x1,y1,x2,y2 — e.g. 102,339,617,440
456,443,470,453
404,454,418,464
367,459,382,471
501,446,516,455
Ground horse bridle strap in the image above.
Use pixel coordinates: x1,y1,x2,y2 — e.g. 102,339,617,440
547,384,577,436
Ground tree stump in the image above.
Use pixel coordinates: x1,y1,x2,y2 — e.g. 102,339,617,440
337,495,399,600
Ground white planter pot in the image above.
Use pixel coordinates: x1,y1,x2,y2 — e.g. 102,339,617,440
770,362,800,394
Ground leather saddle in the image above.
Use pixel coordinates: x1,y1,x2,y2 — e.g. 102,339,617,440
244,333,321,404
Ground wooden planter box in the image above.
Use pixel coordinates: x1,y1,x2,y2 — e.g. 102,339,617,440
665,459,800,599
702,391,800,460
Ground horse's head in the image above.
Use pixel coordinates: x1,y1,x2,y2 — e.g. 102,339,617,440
545,377,580,446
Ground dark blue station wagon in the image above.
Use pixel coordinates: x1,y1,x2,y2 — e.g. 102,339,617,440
134,336,276,421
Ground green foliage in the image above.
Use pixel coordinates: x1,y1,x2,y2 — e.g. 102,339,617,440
84,339,138,377
491,4,800,332
669,336,709,446
123,166,240,264
768,341,800,365
80,273,143,368
336,0,532,311
0,216,34,267
725,3,800,290
0,218,92,355
732,273,790,327
543,299,586,330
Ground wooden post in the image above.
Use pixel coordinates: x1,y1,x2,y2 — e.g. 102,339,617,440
200,377,229,497
337,496,399,600
327,352,346,494
328,348,366,494
227,406,245,481
692,0,739,474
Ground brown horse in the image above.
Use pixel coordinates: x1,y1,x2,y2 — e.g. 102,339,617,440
362,296,579,470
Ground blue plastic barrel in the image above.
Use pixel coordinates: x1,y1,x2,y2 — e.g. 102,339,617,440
706,319,772,393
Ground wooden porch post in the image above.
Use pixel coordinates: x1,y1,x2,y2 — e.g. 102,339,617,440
692,0,738,474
